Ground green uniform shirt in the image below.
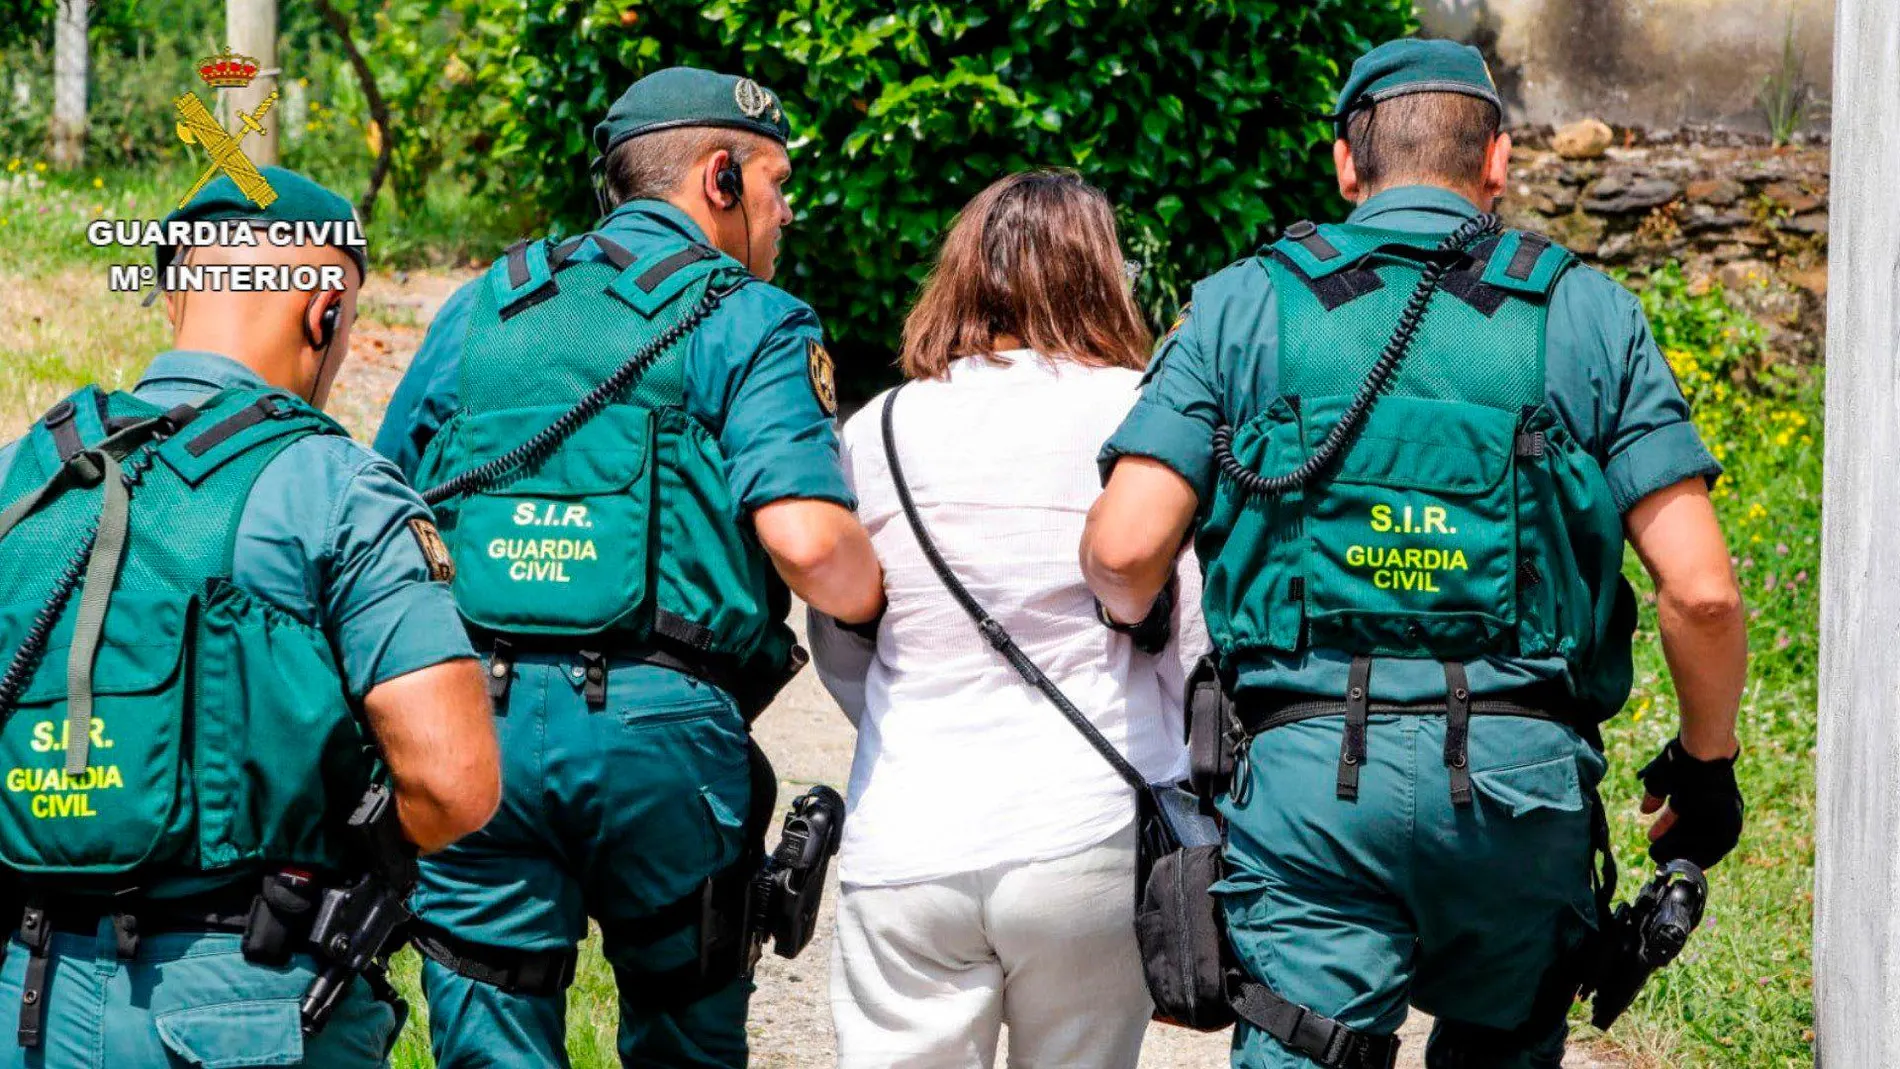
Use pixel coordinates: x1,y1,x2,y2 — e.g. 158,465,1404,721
376,199,854,517
0,351,475,699
1101,185,1721,702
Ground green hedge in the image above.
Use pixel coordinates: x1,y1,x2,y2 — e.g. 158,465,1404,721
436,0,1413,390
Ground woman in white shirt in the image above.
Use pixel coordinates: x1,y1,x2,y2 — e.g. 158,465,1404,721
810,171,1207,1069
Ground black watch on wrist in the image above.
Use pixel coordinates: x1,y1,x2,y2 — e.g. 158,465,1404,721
1096,579,1175,655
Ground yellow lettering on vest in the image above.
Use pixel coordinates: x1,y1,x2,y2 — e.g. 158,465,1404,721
1374,570,1394,590
1370,505,1394,533
513,503,538,526
1450,550,1468,570
561,506,591,529
1423,507,1456,535
1346,546,1365,568
6,769,26,792
28,719,114,753
31,793,95,819
30,722,54,753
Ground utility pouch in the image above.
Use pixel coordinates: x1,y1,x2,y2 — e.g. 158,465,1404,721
242,869,320,967
1186,656,1241,810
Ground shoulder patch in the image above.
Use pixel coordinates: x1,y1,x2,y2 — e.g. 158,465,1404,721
807,339,838,417
408,518,456,583
1163,303,1192,344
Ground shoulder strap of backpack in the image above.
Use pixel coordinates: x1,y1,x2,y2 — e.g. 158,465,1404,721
154,389,345,488
878,384,1148,794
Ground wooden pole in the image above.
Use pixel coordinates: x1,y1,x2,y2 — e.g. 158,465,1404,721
1814,0,1900,1064
49,0,86,170
225,0,279,166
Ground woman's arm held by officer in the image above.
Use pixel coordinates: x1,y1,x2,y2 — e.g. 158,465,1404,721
755,498,886,625
362,659,500,854
1625,476,1747,760
1082,456,1199,624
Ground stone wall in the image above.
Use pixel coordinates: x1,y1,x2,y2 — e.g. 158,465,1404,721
1500,133,1830,360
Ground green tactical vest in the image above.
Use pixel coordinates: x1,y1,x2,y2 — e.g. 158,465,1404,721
0,385,378,883
1202,224,1630,715
414,232,794,676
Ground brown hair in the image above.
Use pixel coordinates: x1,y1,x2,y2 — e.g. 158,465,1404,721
900,170,1152,380
1345,92,1501,194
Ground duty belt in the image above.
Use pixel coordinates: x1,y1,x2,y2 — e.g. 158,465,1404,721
1235,657,1583,806
472,629,807,725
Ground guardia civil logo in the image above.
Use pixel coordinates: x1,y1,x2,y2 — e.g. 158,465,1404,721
173,46,279,209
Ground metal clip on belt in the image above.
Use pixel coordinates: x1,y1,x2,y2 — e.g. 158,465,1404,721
14,906,49,1048
1443,661,1474,806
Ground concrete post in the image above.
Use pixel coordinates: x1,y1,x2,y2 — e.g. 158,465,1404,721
1814,0,1900,1064
225,0,279,166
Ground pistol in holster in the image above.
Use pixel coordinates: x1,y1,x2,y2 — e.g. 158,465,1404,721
1578,859,1709,1030
298,784,418,1036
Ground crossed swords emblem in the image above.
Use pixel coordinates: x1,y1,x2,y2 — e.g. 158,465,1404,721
172,89,279,209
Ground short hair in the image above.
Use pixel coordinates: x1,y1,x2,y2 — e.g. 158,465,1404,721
602,127,767,207
1344,92,1501,193
899,170,1152,380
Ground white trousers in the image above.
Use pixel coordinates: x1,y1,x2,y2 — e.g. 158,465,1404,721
829,820,1152,1069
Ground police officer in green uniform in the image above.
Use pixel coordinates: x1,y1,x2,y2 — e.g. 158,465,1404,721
375,68,884,1068
1082,40,1748,1068
0,167,500,1068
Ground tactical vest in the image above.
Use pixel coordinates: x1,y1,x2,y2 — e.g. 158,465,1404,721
1202,223,1631,717
414,232,794,679
0,385,377,883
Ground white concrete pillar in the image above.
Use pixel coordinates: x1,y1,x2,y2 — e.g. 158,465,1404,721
1814,0,1900,1064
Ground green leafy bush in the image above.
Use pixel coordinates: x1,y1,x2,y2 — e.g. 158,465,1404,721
430,0,1414,389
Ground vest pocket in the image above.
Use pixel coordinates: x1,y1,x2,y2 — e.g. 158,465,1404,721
1201,398,1307,656
436,403,655,634
1298,395,1520,658
193,579,370,871
0,591,190,875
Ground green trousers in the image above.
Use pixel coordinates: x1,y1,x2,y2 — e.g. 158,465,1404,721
0,925,399,1068
1216,713,1605,1069
412,656,754,1069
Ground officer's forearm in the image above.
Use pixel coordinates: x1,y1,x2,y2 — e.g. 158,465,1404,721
754,499,886,624
1082,457,1199,623
1656,579,1747,760
362,659,501,853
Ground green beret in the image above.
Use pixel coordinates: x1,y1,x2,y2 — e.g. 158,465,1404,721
157,165,366,276
1333,38,1501,135
593,67,790,159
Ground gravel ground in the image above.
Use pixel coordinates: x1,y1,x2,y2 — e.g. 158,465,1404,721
338,271,1628,1069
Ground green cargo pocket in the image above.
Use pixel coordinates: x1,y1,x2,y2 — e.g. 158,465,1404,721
439,403,655,634
1299,394,1520,658
1200,398,1306,656
1469,753,1585,818
194,579,372,870
155,998,304,1068
0,591,191,875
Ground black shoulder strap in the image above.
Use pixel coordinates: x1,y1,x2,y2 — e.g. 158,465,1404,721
879,385,1147,793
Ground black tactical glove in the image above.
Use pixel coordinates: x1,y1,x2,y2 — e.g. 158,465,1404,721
1096,576,1175,655
1637,737,1743,870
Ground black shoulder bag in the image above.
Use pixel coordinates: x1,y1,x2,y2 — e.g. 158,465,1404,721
880,385,1234,1030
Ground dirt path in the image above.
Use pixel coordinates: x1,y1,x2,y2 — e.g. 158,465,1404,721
340,272,1629,1069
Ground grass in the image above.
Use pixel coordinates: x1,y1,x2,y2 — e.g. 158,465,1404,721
0,169,1822,1066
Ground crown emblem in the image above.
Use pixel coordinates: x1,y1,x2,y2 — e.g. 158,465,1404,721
197,47,260,89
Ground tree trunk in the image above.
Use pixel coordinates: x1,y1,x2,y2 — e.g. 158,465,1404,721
1815,0,1900,1064
49,0,86,170
311,0,392,222
225,0,278,166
